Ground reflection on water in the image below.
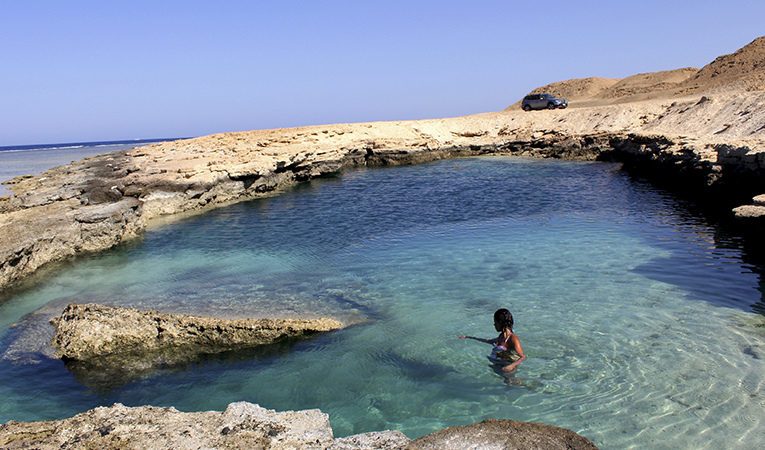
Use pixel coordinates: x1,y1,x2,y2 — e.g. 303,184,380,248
1,156,765,450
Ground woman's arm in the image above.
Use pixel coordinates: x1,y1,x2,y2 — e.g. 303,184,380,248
458,335,494,344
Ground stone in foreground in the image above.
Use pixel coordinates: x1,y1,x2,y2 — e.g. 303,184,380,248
407,418,599,450
0,402,599,450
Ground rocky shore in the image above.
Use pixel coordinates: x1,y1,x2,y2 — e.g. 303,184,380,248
3,90,764,292
0,401,598,450
3,64,765,292
1,36,764,449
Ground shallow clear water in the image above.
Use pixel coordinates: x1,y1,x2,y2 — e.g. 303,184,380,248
1,156,765,449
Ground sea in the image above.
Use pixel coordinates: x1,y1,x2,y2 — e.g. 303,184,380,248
0,139,171,196
1,141,764,449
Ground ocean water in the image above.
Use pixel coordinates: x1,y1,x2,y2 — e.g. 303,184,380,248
1,154,764,449
0,139,168,196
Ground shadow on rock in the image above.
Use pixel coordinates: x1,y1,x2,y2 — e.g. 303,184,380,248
62,336,317,393
49,302,344,393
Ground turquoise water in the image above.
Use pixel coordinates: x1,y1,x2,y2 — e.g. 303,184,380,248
1,156,765,449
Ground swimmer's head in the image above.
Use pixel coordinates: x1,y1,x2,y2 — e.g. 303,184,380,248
494,308,514,331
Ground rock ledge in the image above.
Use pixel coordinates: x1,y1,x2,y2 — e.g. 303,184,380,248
0,401,598,450
49,303,343,389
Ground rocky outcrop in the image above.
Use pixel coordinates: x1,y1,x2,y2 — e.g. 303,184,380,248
49,303,343,389
0,401,598,450
51,303,343,361
733,194,765,219
407,418,599,450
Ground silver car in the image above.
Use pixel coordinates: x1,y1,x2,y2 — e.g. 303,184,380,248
521,93,568,111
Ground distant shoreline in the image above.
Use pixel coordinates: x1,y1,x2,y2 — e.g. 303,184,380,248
0,138,182,153
0,138,182,197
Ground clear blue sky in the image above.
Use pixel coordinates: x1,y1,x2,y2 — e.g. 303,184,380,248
1,0,763,146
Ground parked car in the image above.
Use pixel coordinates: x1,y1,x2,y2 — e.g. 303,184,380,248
521,93,568,111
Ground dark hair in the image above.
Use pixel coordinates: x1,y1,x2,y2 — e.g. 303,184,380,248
494,308,514,331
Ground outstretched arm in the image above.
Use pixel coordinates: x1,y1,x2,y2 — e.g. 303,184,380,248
458,335,494,344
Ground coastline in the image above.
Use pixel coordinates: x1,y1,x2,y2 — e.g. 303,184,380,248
0,139,175,197
2,91,765,292
2,36,765,449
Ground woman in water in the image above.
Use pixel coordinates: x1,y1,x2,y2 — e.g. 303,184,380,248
459,308,526,372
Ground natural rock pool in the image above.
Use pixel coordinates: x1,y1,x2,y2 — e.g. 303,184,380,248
2,156,764,449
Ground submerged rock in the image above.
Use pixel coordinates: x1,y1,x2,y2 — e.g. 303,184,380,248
0,401,599,450
49,303,343,389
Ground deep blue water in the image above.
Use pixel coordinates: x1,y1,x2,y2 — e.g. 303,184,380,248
1,155,764,449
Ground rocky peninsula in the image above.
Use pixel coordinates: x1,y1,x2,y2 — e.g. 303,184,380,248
1,36,764,449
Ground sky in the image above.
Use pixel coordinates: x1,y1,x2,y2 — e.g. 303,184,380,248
1,0,764,147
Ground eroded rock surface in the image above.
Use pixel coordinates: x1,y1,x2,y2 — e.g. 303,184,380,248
51,303,343,361
407,419,599,450
48,303,343,389
0,402,598,450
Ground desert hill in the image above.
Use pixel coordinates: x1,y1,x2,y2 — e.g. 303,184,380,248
506,36,765,110
519,77,620,103
679,35,765,93
505,77,620,109
594,67,699,101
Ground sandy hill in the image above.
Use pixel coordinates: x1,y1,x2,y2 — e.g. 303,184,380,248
506,77,619,109
679,35,765,93
594,67,699,101
525,77,620,102
506,36,765,110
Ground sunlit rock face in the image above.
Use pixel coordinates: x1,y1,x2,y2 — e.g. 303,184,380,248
48,302,343,390
0,402,599,450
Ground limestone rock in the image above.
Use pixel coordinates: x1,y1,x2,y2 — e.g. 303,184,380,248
51,303,343,361
0,402,600,450
49,303,343,389
732,193,765,219
0,402,335,450
328,431,411,449
406,418,599,450
733,203,765,219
